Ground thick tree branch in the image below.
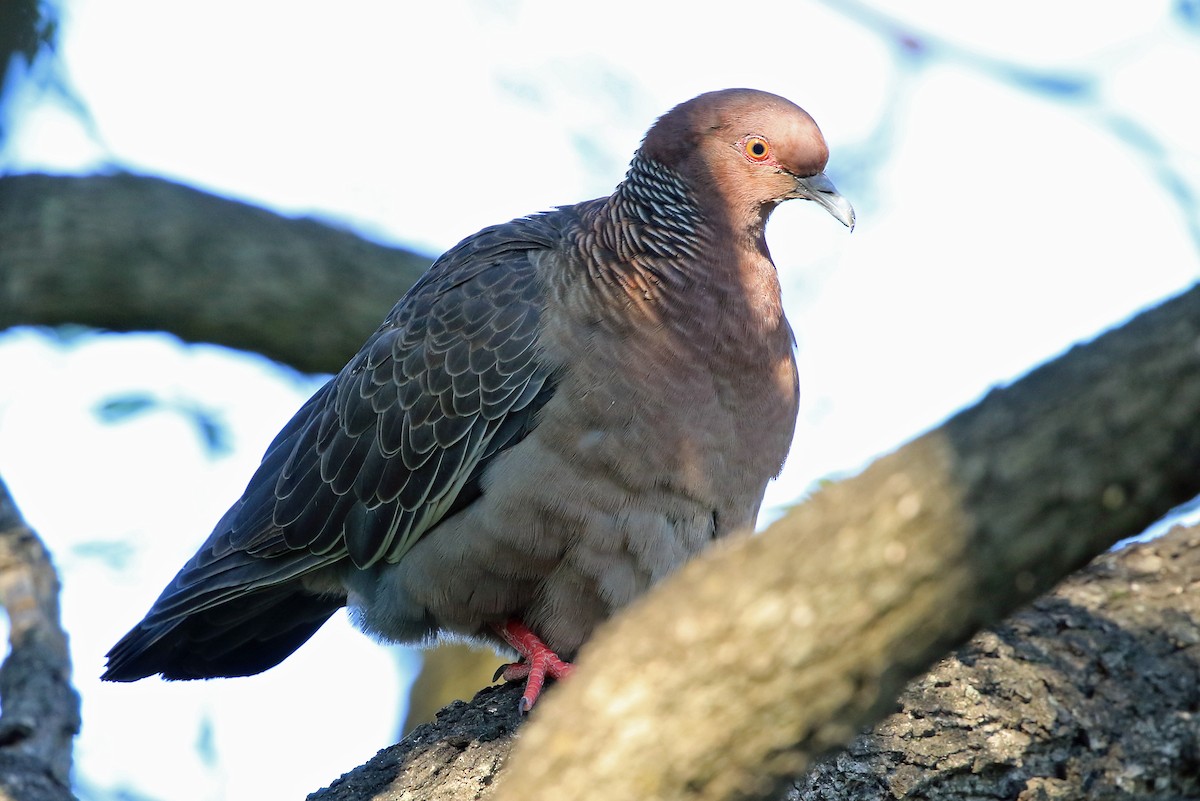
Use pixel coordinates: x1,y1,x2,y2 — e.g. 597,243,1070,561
791,522,1200,799
0,478,79,801
311,522,1200,801
0,173,432,373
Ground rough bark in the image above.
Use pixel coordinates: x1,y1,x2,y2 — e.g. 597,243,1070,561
0,479,80,801
792,523,1200,800
308,284,1200,801
0,173,432,374
311,683,525,801
310,522,1200,801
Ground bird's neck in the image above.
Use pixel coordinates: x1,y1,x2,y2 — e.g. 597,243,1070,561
569,155,792,363
591,153,710,268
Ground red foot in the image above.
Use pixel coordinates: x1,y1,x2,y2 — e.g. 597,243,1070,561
492,620,574,713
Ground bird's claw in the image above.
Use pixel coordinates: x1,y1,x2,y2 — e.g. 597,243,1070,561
493,620,574,713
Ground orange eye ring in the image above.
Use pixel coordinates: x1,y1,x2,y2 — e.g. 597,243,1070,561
744,136,770,162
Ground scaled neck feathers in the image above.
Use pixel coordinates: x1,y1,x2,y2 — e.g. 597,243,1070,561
606,153,706,257
575,154,712,297
570,152,789,354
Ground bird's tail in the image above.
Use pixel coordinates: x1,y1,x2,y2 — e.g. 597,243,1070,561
103,585,342,681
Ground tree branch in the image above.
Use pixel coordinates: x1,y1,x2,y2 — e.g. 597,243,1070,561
0,478,79,801
0,173,432,373
791,523,1200,799
310,521,1200,801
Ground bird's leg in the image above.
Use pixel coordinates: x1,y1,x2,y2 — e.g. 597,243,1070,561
492,619,574,713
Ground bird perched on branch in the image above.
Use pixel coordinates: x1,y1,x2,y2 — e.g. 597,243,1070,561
104,88,855,712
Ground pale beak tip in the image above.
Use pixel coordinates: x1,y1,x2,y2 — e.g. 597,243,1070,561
795,172,856,232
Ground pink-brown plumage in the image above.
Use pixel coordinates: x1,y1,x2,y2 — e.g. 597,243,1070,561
104,88,854,711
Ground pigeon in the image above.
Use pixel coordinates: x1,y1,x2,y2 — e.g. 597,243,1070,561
104,88,855,712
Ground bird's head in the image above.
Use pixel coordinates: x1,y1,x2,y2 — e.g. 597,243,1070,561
640,88,855,232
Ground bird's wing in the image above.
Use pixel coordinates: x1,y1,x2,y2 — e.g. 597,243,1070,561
141,215,563,625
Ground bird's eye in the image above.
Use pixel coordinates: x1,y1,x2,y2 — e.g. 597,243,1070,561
744,136,770,162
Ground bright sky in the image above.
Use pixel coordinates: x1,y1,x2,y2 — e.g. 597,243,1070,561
1,1,1198,799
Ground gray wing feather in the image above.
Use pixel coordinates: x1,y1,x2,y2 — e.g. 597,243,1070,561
153,214,563,615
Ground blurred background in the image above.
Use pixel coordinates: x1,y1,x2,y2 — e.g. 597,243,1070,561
0,1,1197,798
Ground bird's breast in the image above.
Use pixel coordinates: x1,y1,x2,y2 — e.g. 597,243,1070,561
531,258,800,533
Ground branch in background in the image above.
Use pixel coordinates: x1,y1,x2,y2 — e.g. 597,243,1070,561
0,0,60,146
0,478,79,801
0,173,432,374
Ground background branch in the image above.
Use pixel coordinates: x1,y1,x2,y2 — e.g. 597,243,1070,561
0,478,79,801
0,173,431,374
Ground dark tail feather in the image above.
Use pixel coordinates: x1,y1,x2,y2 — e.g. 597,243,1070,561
103,587,343,681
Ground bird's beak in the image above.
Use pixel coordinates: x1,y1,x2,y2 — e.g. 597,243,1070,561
793,172,855,231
